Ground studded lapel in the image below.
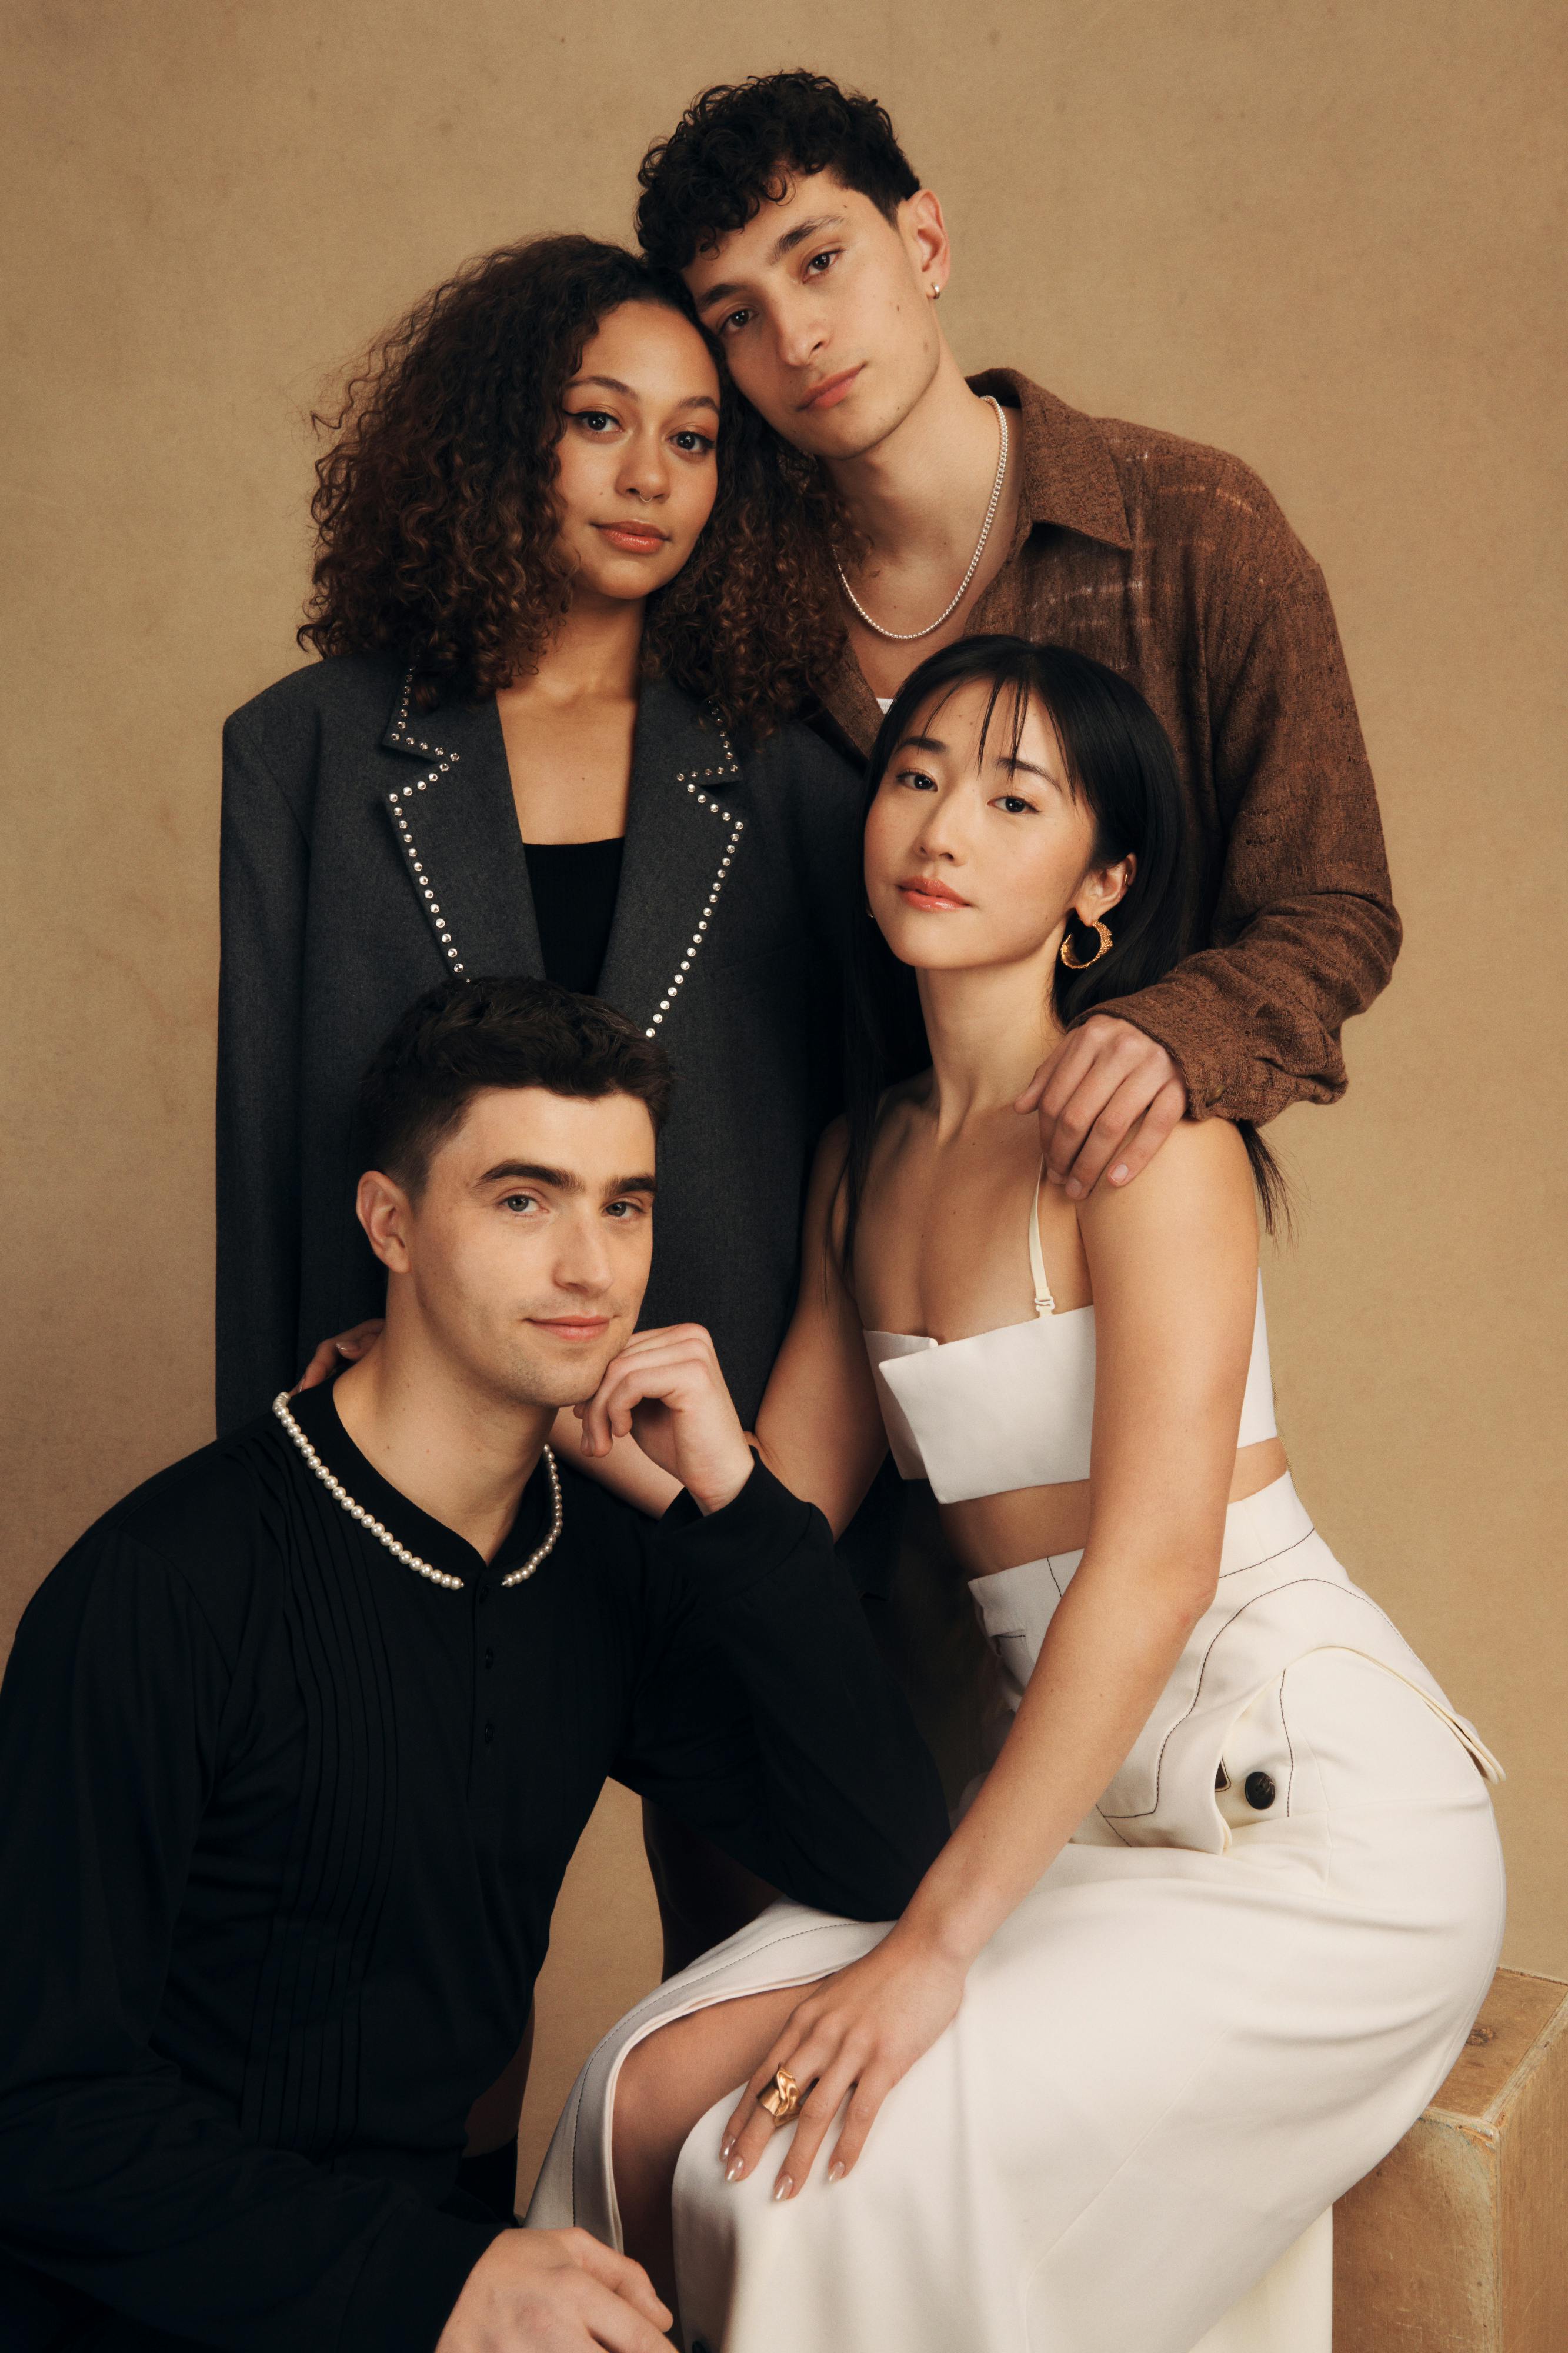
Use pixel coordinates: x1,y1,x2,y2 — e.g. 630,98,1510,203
595,680,746,1039
378,673,543,981
378,671,748,1036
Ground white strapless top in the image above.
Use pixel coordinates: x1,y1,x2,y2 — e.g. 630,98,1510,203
864,1172,1277,1502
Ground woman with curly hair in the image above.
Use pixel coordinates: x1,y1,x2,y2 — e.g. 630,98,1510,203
218,239,883,2188
219,232,858,1448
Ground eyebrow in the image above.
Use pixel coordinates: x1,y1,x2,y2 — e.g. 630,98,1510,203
895,734,1059,788
568,373,720,416
693,212,846,312
476,1160,657,1199
478,1161,581,1192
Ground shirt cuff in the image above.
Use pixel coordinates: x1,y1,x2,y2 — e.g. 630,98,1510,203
659,1457,814,1589
344,2203,505,2353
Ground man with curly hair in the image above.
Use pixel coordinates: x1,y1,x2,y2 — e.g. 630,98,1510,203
636,70,1400,1199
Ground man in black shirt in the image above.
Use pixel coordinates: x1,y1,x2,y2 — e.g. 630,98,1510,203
0,978,946,2353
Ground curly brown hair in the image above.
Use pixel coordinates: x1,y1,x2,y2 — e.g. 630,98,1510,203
299,234,846,734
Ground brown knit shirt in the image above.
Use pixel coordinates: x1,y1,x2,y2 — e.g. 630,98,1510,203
817,370,1400,1126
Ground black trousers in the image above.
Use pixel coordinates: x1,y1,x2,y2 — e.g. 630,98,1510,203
0,2159,517,2351
0,2257,176,2351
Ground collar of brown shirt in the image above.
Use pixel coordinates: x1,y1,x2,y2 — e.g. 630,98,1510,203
810,368,1398,1127
819,369,1135,755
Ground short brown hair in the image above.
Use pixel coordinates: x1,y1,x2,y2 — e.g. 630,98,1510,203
356,976,674,1195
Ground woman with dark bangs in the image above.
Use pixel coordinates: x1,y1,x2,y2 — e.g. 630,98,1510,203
219,235,855,1457
541,638,1504,2353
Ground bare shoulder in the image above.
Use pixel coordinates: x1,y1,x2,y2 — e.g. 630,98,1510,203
800,1111,848,1242
1079,1115,1257,1255
805,1077,934,1236
803,1081,932,1298
871,1072,931,1158
810,1112,851,1186
802,1114,852,1264
1144,1112,1254,1192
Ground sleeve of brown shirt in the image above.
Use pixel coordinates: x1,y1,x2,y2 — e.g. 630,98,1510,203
1102,469,1401,1127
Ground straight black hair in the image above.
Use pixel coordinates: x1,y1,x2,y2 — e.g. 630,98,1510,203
840,635,1285,1270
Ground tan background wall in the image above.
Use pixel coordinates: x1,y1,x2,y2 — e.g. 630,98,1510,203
4,0,1563,2204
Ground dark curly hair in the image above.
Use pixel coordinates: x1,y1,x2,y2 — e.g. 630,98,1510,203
299,234,845,734
636,71,920,272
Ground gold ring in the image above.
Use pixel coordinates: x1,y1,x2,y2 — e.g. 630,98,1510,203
756,2067,801,2125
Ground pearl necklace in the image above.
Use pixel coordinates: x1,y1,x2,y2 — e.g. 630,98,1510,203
835,396,1010,644
271,1393,563,1593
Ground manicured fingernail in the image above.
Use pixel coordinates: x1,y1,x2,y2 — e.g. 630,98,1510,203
772,2174,792,2202
1066,1179,1083,1199
1110,1164,1129,1184
720,2136,734,2160
726,2159,745,2183
828,2161,846,2184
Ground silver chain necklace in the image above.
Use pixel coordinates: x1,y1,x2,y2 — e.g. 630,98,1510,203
272,1392,563,1592
835,396,1009,644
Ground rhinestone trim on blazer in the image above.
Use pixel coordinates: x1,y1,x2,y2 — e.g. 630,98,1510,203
271,1392,564,1591
384,671,746,1032
648,721,744,1039
386,672,466,976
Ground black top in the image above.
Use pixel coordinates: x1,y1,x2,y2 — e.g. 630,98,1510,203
217,664,864,1437
0,1385,946,2352
521,836,625,994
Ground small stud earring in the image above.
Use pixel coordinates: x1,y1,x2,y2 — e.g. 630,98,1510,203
930,283,943,301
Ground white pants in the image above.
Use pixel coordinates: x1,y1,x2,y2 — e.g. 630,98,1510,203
532,1489,1504,2353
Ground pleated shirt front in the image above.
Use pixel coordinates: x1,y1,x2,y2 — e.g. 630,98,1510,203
0,1384,945,2351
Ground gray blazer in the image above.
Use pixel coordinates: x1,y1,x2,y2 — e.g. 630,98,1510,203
218,655,864,1435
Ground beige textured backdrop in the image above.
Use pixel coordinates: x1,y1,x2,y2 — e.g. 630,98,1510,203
4,0,1564,2203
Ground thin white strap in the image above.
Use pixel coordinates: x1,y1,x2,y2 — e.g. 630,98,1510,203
1029,1161,1055,1315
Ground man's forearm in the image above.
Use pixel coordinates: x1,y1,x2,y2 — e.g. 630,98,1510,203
1181,534,1400,1126
1097,886,1401,1127
656,1464,949,1918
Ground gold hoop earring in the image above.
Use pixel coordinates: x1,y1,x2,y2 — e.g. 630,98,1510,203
1060,917,1113,970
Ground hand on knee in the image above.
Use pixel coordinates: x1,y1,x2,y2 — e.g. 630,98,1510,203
436,2227,670,2351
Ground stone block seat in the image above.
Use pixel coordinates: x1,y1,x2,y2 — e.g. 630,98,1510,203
1333,1967,1568,2351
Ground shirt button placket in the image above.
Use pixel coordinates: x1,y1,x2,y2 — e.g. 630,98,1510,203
473,1582,495,1781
